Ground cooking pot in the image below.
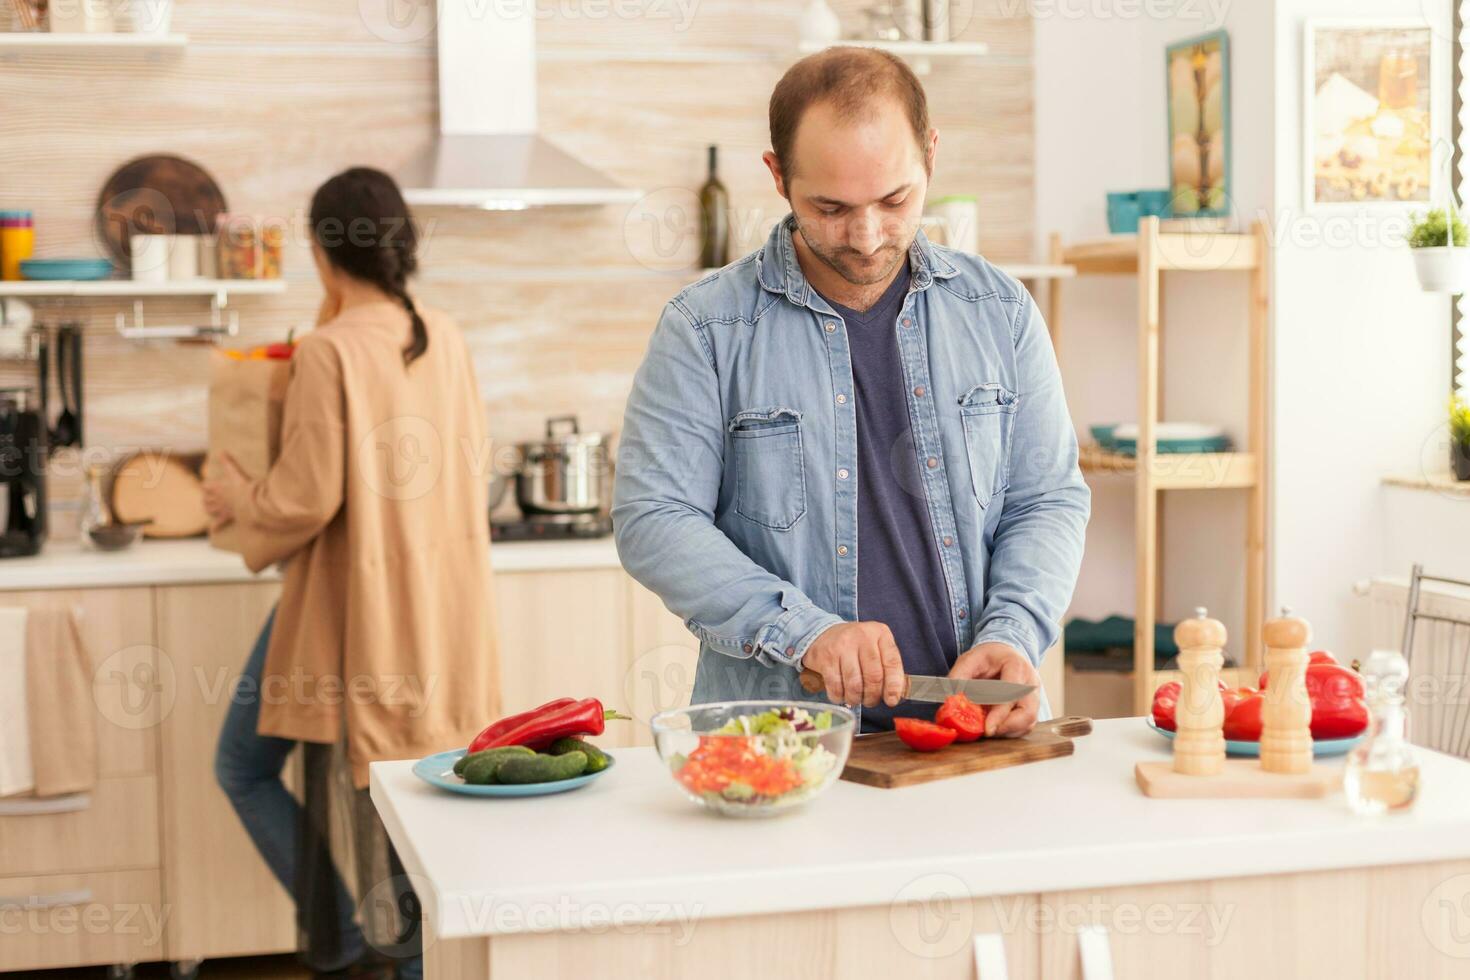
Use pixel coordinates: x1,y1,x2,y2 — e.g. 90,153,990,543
515,415,612,515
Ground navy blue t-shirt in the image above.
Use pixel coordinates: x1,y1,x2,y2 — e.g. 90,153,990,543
815,261,959,731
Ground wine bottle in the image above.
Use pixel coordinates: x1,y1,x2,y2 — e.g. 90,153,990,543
699,145,730,269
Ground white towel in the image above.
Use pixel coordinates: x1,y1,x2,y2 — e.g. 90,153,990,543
0,607,33,796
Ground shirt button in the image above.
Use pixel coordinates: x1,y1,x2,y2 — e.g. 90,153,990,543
836,393,848,405
926,457,939,469
742,642,753,654
914,386,926,397
824,321,837,333
902,318,913,327
837,468,850,480
837,545,849,557
943,535,954,547
958,610,968,620
785,646,796,658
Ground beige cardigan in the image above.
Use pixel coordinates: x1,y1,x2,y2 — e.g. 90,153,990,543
233,301,501,787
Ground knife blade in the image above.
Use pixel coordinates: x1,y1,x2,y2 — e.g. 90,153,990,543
798,668,1035,705
903,674,1036,705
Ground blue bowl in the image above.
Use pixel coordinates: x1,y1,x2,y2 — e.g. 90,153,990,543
1106,193,1142,235
20,258,116,281
411,747,614,797
1145,717,1364,758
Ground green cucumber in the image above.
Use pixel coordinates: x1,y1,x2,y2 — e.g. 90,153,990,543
458,746,536,784
548,737,610,773
495,751,588,784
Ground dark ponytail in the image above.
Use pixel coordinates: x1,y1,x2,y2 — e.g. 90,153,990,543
309,167,428,366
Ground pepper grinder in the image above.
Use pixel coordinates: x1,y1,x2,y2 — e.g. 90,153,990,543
1173,607,1226,776
1261,609,1313,775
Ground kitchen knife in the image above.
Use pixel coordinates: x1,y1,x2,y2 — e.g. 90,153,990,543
798,668,1035,705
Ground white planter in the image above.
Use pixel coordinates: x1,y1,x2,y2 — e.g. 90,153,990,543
1413,246,1470,294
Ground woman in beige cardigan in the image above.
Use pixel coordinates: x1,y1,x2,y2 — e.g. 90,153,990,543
203,168,499,980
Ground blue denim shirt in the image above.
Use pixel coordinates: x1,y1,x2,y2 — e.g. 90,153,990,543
613,216,1090,721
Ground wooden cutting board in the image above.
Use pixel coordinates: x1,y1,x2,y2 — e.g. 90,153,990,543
839,716,1093,788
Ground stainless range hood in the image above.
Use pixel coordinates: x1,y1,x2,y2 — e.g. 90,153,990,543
398,3,639,210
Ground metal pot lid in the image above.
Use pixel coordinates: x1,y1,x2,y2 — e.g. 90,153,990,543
520,415,606,449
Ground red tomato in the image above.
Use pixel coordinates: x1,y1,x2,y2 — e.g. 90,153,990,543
1223,692,1264,741
895,717,959,752
1309,649,1338,666
1151,681,1180,731
935,694,987,742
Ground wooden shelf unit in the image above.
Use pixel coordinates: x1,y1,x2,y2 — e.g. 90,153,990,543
1054,216,1269,714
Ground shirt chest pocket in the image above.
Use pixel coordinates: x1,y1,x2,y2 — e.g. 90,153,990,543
728,408,807,530
958,383,1019,510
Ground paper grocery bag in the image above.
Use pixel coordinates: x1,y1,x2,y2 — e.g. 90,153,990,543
206,350,290,554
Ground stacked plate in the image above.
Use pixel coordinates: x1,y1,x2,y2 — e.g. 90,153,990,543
1089,422,1230,455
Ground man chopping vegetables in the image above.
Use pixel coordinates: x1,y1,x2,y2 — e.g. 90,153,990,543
613,47,1090,735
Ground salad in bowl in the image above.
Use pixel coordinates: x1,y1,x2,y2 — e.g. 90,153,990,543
650,701,855,817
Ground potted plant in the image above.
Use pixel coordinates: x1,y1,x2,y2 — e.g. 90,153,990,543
1451,395,1470,480
1410,208,1470,293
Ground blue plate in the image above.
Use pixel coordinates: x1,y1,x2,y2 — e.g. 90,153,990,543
20,258,116,281
1145,717,1364,757
412,747,614,797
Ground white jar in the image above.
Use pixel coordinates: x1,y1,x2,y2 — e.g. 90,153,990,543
130,234,171,283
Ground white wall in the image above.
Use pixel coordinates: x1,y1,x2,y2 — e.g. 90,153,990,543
1035,0,1466,666
1272,0,1462,659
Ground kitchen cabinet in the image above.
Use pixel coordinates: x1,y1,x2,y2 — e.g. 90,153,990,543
0,587,164,975
626,580,700,747
154,581,296,964
493,568,634,746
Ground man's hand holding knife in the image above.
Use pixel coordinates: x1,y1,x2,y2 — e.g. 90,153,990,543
800,624,1040,737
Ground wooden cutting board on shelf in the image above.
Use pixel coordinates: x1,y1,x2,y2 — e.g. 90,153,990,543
840,716,1093,789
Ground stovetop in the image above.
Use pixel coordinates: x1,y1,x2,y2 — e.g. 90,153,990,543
489,511,613,542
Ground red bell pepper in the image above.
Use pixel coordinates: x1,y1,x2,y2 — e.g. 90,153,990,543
895,717,958,752
1223,692,1264,741
935,694,987,742
1151,681,1181,732
1257,662,1368,739
467,697,630,753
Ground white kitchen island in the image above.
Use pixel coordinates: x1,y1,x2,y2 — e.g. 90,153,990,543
370,718,1470,979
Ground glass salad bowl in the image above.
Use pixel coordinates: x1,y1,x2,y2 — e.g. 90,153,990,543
650,700,855,817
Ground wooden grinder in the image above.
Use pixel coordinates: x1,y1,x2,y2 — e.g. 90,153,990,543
1260,609,1314,775
1173,607,1226,776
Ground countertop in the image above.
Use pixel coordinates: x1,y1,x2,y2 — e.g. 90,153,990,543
0,535,623,591
370,718,1470,939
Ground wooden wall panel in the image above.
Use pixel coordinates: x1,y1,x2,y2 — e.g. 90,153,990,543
0,1,1033,537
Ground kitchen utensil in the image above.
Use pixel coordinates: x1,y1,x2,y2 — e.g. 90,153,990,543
1145,718,1363,758
109,451,209,538
650,700,856,816
96,155,228,273
1090,422,1230,455
514,415,612,515
798,668,1035,705
50,324,79,449
489,511,613,542
10,0,42,30
412,747,615,798
837,716,1093,789
0,387,47,557
18,258,114,281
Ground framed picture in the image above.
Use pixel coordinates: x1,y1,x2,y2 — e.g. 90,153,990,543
1166,30,1231,218
1304,19,1435,211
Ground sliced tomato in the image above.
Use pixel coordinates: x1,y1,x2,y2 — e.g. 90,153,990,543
895,717,958,752
935,694,987,742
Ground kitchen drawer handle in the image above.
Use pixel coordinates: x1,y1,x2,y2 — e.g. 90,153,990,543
0,793,91,817
0,888,94,910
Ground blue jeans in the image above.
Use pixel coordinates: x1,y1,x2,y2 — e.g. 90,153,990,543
214,608,423,980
